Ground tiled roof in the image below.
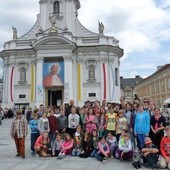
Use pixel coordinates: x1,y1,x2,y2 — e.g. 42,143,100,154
120,76,143,88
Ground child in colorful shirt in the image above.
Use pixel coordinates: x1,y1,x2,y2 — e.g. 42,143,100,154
58,133,73,159
95,136,110,164
72,125,84,156
30,111,39,156
52,133,64,157
160,126,170,169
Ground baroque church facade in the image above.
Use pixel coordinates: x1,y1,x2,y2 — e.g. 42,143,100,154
0,0,123,108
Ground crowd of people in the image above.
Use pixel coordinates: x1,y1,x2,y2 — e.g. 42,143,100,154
9,97,170,169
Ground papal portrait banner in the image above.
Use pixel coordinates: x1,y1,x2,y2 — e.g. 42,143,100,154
43,62,64,87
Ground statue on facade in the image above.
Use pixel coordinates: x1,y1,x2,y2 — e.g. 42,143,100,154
12,26,18,39
39,26,44,34
50,15,57,32
88,65,96,82
98,21,104,35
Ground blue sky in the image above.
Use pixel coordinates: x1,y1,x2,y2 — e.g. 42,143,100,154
0,0,170,78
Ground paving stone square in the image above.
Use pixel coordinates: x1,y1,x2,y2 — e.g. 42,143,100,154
0,119,150,170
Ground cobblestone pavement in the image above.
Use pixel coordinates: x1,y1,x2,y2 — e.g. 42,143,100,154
0,118,150,170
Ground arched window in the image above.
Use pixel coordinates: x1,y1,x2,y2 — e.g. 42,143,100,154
53,1,60,14
20,67,26,82
115,67,119,86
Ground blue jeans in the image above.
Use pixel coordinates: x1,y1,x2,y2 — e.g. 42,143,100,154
94,152,105,161
137,134,146,149
90,149,98,157
49,132,56,147
31,133,39,152
110,143,117,155
72,148,82,156
94,145,107,161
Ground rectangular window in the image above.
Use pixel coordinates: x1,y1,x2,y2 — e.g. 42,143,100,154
168,78,170,90
19,94,26,99
88,93,96,97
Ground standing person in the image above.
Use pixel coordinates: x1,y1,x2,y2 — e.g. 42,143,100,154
0,107,4,125
65,99,75,118
120,96,126,110
57,107,67,139
26,107,32,124
150,108,165,149
38,104,44,118
149,101,155,117
143,98,149,112
84,108,97,134
95,136,110,164
106,107,117,136
29,111,39,156
48,110,57,146
134,105,150,150
68,107,79,137
114,103,120,114
98,107,106,138
160,126,170,169
79,107,85,131
116,109,127,142
38,112,50,135
10,110,28,158
125,102,132,132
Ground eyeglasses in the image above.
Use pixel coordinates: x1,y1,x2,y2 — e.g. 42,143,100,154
143,101,148,103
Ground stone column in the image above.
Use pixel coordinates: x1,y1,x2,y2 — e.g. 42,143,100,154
63,55,73,104
35,57,44,107
2,57,8,108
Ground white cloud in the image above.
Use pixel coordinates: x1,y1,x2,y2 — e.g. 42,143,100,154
79,0,170,59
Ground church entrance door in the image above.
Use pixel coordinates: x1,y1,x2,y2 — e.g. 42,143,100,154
48,89,63,107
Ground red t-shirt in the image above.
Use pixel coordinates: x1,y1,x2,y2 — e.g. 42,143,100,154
160,137,170,158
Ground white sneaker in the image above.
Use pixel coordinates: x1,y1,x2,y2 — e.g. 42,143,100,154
61,153,65,159
35,154,39,158
168,163,170,170
102,159,107,164
57,153,62,159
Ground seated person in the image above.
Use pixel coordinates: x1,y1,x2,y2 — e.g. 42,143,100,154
106,131,117,158
160,126,170,169
34,131,50,157
115,132,133,161
79,132,93,158
58,133,73,159
141,137,159,168
52,133,64,157
94,136,110,164
72,125,84,156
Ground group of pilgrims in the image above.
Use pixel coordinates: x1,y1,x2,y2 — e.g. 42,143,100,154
10,97,170,169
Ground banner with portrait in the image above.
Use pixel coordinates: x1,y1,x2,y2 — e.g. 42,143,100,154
43,62,64,87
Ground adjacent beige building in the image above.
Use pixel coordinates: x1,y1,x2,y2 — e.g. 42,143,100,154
135,64,170,108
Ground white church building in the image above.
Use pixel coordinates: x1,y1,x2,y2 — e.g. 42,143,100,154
0,0,123,108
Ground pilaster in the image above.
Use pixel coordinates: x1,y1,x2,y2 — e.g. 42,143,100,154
35,57,44,107
63,55,73,104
